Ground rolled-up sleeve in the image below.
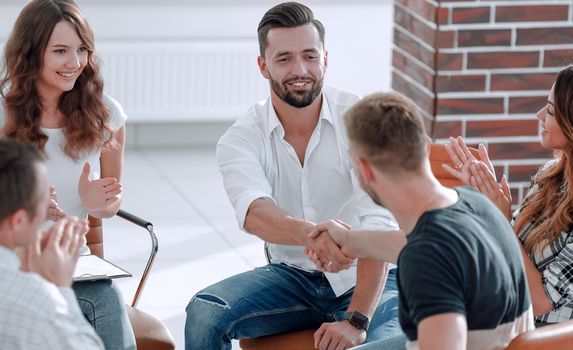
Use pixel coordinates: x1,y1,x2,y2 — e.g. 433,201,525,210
542,238,573,309
216,124,275,229
349,169,399,231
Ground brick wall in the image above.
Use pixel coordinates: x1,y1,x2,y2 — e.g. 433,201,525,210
392,0,573,206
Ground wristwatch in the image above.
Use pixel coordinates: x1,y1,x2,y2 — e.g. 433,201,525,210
344,311,370,330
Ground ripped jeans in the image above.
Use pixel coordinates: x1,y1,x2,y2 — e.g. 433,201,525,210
184,264,400,350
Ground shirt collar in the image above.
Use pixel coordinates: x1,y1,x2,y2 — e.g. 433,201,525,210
266,92,334,137
0,245,21,271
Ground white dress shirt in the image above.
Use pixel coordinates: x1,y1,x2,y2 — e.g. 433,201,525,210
0,246,104,349
217,86,398,296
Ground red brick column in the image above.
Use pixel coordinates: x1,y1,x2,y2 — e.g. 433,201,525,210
392,0,573,205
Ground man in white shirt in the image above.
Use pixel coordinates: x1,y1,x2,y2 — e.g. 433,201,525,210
184,3,402,349
0,139,104,349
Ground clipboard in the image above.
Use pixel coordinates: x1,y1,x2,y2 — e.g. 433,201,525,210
73,254,132,282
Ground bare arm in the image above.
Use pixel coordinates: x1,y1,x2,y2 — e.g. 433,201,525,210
349,259,387,318
347,230,406,264
245,199,353,269
307,220,406,265
244,198,313,245
418,313,467,350
519,245,554,315
314,259,389,349
81,125,125,219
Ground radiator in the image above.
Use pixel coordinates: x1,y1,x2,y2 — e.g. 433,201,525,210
97,40,269,122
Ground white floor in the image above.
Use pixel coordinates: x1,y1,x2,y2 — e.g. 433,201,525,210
103,146,268,349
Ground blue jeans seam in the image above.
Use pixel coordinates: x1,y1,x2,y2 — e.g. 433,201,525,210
75,297,97,329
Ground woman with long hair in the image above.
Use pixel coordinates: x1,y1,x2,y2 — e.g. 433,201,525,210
444,65,573,326
0,0,135,348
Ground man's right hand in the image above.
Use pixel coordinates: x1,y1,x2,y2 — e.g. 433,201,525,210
26,218,87,288
305,220,355,273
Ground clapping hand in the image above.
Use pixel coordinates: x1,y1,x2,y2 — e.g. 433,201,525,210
443,136,512,218
26,217,87,287
78,162,122,213
305,220,355,273
47,186,65,222
470,161,512,219
443,136,495,186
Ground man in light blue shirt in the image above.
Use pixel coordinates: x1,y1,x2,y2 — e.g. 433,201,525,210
0,139,103,350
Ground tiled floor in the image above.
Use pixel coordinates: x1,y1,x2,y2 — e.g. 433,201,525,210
103,146,267,349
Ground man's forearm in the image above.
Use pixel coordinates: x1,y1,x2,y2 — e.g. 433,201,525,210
346,258,388,318
244,198,314,245
348,230,406,264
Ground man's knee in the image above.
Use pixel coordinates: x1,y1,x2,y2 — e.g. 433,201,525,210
186,288,236,329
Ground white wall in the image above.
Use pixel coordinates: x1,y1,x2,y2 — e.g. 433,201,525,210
0,0,394,123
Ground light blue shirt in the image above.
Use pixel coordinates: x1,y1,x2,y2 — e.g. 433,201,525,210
0,246,103,349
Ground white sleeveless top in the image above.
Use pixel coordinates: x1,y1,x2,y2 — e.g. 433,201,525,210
1,94,127,254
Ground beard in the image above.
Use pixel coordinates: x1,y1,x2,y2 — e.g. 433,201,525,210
363,183,385,207
270,74,323,108
355,168,386,207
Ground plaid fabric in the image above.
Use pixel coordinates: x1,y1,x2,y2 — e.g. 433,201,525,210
514,161,573,324
0,247,103,349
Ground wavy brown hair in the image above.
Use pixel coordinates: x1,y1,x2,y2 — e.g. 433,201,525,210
514,65,573,255
0,0,114,160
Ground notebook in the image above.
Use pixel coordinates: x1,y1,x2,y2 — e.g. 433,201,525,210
73,254,132,282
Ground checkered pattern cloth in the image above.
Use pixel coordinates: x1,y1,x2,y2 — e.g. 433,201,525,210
514,161,573,324
0,246,103,349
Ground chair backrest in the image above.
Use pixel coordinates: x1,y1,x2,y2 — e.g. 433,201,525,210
429,143,479,188
505,319,573,350
86,215,104,258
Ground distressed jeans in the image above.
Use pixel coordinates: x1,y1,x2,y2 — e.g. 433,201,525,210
185,264,401,350
73,279,136,350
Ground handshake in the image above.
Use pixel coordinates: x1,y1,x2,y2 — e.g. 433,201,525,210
304,220,357,273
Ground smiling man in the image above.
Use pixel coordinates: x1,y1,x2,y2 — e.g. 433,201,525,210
184,2,402,350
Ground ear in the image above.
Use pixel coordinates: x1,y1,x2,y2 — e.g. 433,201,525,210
257,56,270,80
357,157,375,185
5,209,28,234
425,135,432,155
323,50,329,69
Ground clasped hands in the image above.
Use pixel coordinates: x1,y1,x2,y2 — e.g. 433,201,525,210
18,217,87,288
304,219,355,273
443,136,512,218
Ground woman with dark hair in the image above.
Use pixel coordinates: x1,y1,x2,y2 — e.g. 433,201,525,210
0,0,135,348
444,65,573,327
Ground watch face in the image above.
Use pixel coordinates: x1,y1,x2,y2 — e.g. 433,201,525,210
346,311,369,330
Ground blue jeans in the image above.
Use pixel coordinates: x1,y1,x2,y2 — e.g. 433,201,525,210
73,279,136,350
350,334,407,350
185,264,401,349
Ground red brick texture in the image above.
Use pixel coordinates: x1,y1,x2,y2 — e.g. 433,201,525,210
391,0,572,205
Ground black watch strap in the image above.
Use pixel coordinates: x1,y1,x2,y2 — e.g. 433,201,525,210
344,311,370,330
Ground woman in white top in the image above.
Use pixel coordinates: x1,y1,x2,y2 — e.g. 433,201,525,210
0,0,135,348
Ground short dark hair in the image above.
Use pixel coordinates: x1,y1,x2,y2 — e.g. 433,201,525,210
344,92,427,173
0,139,44,223
257,2,325,56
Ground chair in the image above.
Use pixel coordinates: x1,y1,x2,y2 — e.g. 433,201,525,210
505,319,573,349
239,143,478,350
86,210,176,350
